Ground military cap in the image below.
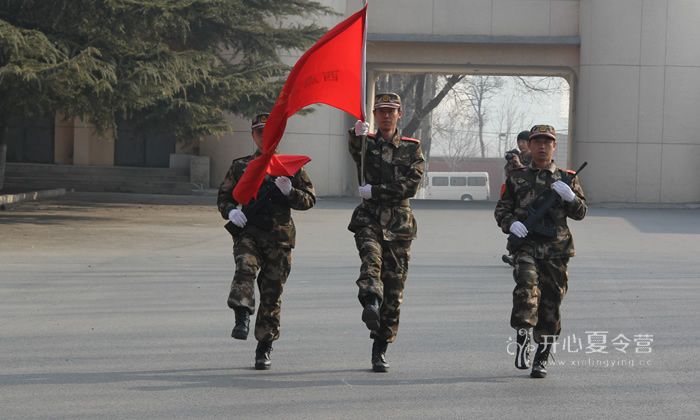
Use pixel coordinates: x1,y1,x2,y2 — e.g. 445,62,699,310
251,113,270,130
373,92,402,110
517,130,531,141
529,124,556,141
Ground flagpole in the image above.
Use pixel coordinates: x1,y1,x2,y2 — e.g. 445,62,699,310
361,0,368,121
360,0,368,187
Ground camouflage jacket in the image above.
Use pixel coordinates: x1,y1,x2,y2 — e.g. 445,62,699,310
504,149,532,177
347,129,425,241
494,161,587,258
217,152,316,248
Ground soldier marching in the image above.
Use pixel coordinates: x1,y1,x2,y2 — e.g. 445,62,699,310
348,92,425,372
217,113,316,370
495,124,587,378
217,111,586,380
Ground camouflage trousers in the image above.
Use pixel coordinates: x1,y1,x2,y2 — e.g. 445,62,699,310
354,227,411,343
227,235,292,343
511,252,569,343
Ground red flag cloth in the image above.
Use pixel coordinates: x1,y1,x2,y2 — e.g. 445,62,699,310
233,4,368,204
268,155,312,177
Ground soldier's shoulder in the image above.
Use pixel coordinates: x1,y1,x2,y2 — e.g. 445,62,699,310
234,154,255,163
400,136,420,144
228,154,254,170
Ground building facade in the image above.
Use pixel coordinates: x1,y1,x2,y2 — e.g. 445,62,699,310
9,1,700,203
203,0,700,203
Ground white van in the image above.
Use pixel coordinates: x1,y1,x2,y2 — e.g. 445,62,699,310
420,172,490,201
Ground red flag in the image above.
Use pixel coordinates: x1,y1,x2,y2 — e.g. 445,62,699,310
233,4,368,204
268,155,312,177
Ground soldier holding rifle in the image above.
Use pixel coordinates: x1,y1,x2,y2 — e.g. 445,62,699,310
495,124,587,379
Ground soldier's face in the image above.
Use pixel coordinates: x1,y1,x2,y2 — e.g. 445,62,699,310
252,128,264,150
517,139,529,153
373,107,402,133
529,136,556,165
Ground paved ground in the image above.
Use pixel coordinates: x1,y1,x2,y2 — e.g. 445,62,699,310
1,193,699,419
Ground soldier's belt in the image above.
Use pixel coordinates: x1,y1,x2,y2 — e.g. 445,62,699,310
362,198,410,207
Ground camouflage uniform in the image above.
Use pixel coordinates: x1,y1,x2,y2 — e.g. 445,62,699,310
348,129,425,343
494,161,586,343
218,153,315,342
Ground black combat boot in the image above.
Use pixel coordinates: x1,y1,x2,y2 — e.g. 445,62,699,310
231,308,250,340
514,328,532,370
371,339,389,372
255,340,273,370
362,296,380,331
530,343,551,379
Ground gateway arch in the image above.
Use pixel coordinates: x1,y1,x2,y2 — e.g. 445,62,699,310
203,1,700,203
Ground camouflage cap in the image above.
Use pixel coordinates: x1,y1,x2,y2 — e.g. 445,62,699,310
251,113,270,130
373,92,402,110
517,130,531,141
529,124,556,141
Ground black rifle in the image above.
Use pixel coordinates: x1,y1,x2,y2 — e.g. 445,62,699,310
508,162,587,249
225,179,288,237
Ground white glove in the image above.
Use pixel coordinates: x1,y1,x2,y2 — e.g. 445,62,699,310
228,209,247,228
552,180,576,202
274,176,293,196
359,184,373,199
354,120,370,136
510,221,528,238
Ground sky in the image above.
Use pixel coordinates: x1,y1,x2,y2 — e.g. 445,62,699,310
430,76,571,159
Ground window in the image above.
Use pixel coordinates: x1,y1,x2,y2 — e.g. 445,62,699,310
468,177,487,187
432,176,449,186
450,177,467,186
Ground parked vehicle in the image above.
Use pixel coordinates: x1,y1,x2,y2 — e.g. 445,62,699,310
418,172,490,201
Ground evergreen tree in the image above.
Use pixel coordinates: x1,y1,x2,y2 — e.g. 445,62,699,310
0,0,332,142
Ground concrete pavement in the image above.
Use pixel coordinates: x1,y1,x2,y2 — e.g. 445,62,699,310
0,194,698,419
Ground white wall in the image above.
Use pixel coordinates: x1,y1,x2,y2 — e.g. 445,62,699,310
204,0,700,203
352,0,579,37
576,0,700,202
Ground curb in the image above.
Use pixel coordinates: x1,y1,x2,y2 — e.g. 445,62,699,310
0,188,67,207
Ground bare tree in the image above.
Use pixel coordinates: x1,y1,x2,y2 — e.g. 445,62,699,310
430,89,481,170
514,76,566,94
375,74,567,164
463,76,505,158
375,73,464,165
496,92,527,156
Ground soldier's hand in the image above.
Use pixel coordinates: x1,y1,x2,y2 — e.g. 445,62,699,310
358,184,373,199
354,120,370,136
228,209,247,228
274,176,293,196
510,221,528,238
505,149,520,161
552,180,576,202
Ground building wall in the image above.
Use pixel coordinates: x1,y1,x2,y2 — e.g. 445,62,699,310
54,114,75,165
202,0,700,203
72,118,115,166
577,0,700,203
351,0,580,38
203,0,583,196
32,0,698,202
